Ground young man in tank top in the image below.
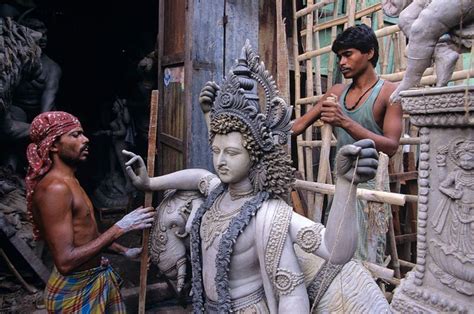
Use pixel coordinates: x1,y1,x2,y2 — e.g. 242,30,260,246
292,24,402,157
292,24,403,264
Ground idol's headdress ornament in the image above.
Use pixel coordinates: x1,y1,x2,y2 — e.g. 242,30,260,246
210,40,292,151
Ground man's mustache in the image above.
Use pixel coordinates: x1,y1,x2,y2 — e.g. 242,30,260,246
80,144,89,152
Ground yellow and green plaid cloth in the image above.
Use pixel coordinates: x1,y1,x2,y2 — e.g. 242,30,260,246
45,264,126,313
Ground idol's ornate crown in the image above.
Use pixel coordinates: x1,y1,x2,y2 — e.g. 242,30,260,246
210,40,292,151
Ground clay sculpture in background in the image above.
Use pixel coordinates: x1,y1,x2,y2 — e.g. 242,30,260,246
382,0,474,102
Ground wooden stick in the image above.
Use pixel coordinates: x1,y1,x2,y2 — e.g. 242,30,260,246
326,0,339,88
0,248,38,294
298,25,400,61
292,0,305,177
366,152,389,263
295,94,324,105
294,180,407,206
295,0,334,18
300,3,382,35
313,97,335,222
138,90,159,314
381,67,434,82
304,0,316,213
298,140,338,147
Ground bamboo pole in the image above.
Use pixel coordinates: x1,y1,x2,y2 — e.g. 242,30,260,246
292,0,305,177
347,0,357,26
300,3,382,36
295,0,334,19
298,25,400,62
297,137,419,148
382,35,392,74
138,90,159,314
295,94,324,105
399,31,407,70
420,68,474,85
294,180,408,206
304,0,316,213
393,32,401,73
298,140,338,147
326,0,339,88
313,97,335,221
377,11,385,74
381,67,434,82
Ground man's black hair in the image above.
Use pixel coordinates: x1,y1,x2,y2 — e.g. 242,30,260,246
331,24,379,67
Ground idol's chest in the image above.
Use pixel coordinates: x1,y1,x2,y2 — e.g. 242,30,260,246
200,205,256,253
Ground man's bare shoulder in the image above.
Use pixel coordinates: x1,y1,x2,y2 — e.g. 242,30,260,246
380,80,398,98
35,174,72,201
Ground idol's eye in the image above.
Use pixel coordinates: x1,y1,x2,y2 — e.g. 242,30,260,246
211,147,220,154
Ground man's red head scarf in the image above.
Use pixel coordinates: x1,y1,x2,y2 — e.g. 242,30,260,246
26,111,82,239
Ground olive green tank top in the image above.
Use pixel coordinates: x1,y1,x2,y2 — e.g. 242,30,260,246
335,79,385,152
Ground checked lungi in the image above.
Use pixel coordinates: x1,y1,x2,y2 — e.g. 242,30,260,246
45,264,126,313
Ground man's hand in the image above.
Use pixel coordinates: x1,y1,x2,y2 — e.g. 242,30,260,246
198,81,220,113
115,206,155,233
123,150,150,191
320,94,348,127
336,139,378,184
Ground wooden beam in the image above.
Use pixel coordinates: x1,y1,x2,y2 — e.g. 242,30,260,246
138,90,159,314
300,3,382,36
395,233,417,244
295,0,334,18
298,24,399,61
294,180,406,206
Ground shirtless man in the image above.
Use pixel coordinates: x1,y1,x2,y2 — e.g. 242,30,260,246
292,24,403,263
26,111,154,313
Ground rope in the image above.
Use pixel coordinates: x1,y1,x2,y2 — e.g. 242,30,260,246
310,155,360,313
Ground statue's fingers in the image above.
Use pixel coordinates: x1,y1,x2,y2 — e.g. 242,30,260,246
355,158,378,169
358,147,378,160
352,138,375,150
356,166,377,178
122,149,135,158
125,156,141,167
208,81,220,90
125,165,139,180
338,144,362,158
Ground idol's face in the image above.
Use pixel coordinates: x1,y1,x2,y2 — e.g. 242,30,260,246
459,152,474,170
211,132,252,184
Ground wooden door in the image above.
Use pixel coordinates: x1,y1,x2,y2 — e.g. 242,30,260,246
157,0,187,175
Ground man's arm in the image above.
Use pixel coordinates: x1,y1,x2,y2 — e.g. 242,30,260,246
36,182,153,274
320,85,403,156
291,84,346,136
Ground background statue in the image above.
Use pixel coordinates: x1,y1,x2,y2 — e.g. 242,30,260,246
92,98,135,208
13,17,62,122
0,16,42,173
382,0,474,102
124,41,388,312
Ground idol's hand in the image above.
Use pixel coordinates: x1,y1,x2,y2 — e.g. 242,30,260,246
198,81,220,113
336,139,378,184
123,150,151,191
